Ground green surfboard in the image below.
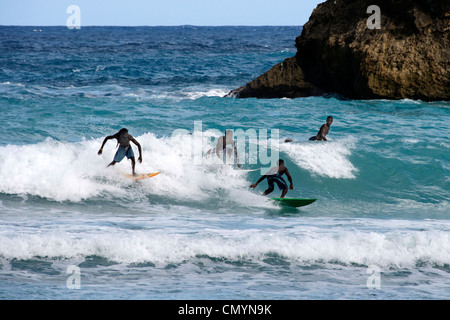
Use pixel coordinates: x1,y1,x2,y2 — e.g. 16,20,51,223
271,198,316,208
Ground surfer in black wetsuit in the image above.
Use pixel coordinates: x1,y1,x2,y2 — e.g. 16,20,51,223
249,159,293,198
309,116,333,141
98,128,142,175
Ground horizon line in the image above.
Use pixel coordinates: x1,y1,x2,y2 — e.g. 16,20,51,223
0,24,303,28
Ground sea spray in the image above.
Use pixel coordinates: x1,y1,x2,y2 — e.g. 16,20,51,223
278,136,359,179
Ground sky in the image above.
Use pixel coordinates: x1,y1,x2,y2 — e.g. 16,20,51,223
0,0,324,26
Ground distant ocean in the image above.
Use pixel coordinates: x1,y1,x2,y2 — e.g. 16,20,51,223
0,26,449,300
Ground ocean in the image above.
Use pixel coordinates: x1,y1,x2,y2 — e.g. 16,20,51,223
0,26,449,300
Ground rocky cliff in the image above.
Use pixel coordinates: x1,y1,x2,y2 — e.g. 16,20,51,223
227,0,449,101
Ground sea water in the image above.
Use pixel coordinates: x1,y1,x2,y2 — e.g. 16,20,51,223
0,26,449,300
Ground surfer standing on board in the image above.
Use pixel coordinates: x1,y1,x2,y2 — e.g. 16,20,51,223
309,116,333,141
98,128,142,176
249,159,293,198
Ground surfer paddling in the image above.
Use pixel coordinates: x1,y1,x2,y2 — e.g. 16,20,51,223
309,116,333,141
249,159,293,198
98,128,142,175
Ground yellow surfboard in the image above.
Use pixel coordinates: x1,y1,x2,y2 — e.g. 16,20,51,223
124,172,161,181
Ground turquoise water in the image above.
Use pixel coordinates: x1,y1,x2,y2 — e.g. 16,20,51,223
0,26,449,299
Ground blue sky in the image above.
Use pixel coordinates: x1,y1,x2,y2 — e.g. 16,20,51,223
0,0,324,26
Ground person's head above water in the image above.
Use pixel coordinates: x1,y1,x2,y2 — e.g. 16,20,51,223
118,128,128,135
326,116,333,126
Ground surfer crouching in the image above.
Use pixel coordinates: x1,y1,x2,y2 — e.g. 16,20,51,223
250,159,293,198
98,128,142,175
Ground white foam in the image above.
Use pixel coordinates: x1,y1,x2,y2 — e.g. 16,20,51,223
0,81,24,87
0,138,123,202
401,138,420,144
0,133,261,204
137,132,272,206
278,137,359,179
1,227,449,268
184,88,230,99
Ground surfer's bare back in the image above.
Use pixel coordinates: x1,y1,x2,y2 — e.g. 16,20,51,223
310,116,333,141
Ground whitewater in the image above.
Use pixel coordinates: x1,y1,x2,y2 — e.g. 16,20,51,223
0,26,449,299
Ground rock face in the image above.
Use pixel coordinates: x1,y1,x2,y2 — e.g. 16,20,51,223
227,0,450,101
226,56,322,99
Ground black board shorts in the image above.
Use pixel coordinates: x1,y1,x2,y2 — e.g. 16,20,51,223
267,175,288,190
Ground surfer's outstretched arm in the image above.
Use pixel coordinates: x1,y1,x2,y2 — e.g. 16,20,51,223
249,175,267,189
130,136,143,163
98,135,115,155
285,168,294,190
